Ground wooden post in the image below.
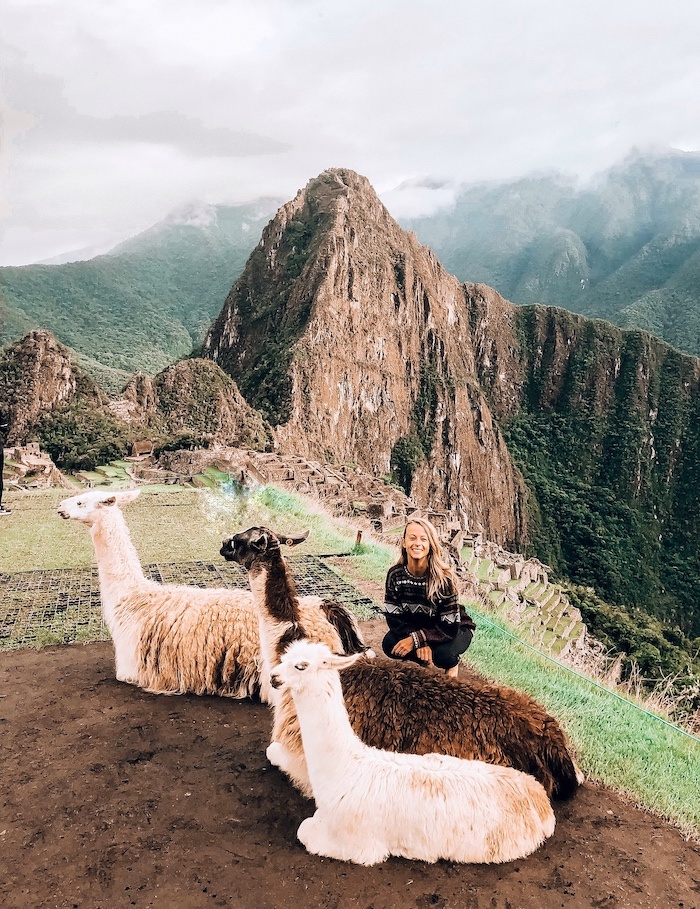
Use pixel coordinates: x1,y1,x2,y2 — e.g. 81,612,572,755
355,530,363,546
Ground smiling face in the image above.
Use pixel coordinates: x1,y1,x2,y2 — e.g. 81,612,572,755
403,522,431,566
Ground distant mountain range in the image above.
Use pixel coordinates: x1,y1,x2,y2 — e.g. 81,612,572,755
0,198,281,393
2,150,700,393
402,149,700,358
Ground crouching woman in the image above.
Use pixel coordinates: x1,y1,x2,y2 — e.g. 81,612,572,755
382,518,475,678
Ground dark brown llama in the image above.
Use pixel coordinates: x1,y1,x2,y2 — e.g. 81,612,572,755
220,527,583,801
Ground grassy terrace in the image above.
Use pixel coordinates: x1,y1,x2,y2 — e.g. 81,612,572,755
1,482,698,839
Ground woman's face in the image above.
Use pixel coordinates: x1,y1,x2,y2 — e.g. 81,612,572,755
404,523,431,562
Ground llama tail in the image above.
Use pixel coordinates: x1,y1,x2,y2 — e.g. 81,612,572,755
543,719,583,800
320,601,368,654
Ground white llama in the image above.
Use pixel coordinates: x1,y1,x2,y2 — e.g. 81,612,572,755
272,640,557,866
58,490,364,700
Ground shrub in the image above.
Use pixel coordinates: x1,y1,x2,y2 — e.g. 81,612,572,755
36,402,133,471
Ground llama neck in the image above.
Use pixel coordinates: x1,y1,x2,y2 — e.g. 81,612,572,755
249,551,301,623
90,510,146,610
249,554,304,670
291,673,364,786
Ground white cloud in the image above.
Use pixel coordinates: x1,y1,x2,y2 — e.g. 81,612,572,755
1,0,699,264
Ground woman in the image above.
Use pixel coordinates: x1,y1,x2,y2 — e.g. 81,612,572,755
382,518,475,677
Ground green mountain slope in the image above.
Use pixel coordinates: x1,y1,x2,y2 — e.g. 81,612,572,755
471,302,700,639
401,149,700,356
0,200,280,392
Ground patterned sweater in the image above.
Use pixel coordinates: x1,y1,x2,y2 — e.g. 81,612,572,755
383,563,476,648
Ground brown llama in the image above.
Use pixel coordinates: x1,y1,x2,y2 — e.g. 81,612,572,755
220,526,583,800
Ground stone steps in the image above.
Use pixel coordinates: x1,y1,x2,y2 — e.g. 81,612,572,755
463,548,588,661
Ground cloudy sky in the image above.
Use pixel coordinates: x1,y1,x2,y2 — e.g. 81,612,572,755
1,0,699,265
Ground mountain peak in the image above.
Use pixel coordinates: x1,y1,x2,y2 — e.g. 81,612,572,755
203,169,526,545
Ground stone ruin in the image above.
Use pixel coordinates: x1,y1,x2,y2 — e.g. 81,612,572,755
128,439,155,459
3,443,73,490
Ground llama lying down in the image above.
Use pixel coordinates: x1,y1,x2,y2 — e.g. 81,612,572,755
221,526,582,801
272,641,556,865
57,490,363,700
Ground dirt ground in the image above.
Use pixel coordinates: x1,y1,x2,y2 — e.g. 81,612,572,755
1,624,699,909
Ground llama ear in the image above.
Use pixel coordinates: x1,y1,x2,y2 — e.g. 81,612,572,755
279,530,309,548
249,530,269,552
325,651,365,670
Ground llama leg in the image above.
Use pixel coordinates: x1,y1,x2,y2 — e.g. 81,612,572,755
297,814,326,854
298,813,387,866
265,741,288,769
113,648,140,685
339,831,389,866
297,813,345,860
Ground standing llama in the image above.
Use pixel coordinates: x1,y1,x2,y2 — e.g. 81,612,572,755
220,526,583,800
272,640,556,865
58,490,365,700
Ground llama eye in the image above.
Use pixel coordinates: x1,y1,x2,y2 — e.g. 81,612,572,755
294,662,308,671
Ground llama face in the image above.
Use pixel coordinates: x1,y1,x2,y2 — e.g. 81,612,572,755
220,526,309,570
270,640,362,691
57,489,140,525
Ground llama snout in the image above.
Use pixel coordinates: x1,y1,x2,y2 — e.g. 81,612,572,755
270,671,284,690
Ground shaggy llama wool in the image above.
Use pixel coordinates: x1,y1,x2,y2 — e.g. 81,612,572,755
58,490,363,700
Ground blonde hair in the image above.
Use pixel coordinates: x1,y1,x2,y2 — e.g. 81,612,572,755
396,517,458,601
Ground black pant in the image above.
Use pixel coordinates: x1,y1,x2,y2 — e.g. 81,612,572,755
381,626,473,670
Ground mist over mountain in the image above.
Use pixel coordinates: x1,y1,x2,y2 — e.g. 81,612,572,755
3,149,700,395
401,149,700,358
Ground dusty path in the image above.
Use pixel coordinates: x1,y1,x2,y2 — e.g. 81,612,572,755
1,639,698,909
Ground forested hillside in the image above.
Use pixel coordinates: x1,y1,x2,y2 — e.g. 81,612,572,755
0,200,278,392
402,149,700,357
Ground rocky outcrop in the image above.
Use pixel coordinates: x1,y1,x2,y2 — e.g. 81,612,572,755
111,372,160,424
204,169,527,547
111,358,271,450
0,329,106,445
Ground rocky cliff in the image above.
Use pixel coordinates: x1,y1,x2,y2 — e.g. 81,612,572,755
0,330,106,445
204,168,700,635
111,358,271,450
468,286,700,635
204,169,527,546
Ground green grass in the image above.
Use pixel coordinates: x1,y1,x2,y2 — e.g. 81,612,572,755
0,483,373,571
465,608,700,838
1,481,698,838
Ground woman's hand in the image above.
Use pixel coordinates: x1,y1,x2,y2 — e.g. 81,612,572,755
415,645,433,665
391,636,415,657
